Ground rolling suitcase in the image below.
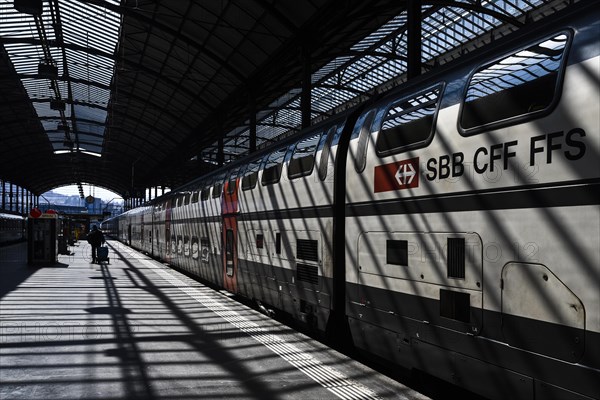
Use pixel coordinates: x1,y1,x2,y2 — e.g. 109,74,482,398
97,245,109,264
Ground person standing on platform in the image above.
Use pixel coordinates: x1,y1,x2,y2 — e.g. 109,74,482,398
86,225,105,263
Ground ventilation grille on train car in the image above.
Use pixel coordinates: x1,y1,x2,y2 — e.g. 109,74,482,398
440,289,470,323
297,239,318,262
447,237,465,279
297,263,319,285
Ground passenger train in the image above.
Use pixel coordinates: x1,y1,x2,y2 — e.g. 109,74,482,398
102,5,599,400
0,212,26,245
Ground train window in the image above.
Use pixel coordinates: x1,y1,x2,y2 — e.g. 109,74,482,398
447,238,465,279
261,147,287,186
227,168,240,195
183,192,191,205
212,182,222,198
317,125,337,181
386,240,408,266
191,237,199,259
200,237,210,262
459,31,571,135
352,110,376,173
226,178,236,194
242,158,261,191
376,84,442,156
275,232,281,255
191,191,199,203
201,187,210,201
288,132,321,179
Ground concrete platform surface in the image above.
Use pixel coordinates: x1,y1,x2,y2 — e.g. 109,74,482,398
0,240,430,400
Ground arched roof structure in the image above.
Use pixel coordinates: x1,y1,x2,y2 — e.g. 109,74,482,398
0,0,587,198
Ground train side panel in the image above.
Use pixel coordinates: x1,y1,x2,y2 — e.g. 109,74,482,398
236,119,344,331
344,11,599,400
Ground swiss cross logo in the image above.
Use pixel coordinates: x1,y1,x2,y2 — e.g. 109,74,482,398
374,157,420,193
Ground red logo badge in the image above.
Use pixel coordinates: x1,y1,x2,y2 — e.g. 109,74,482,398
374,157,419,193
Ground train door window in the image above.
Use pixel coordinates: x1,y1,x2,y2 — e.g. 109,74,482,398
317,125,338,181
351,110,376,173
459,31,571,135
288,132,321,179
376,84,442,156
227,168,240,195
261,147,287,185
212,173,226,198
225,229,234,277
242,158,261,190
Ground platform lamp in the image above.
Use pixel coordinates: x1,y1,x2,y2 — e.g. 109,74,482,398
14,0,43,15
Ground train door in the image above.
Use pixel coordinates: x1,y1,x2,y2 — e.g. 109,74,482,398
222,216,237,293
165,200,172,262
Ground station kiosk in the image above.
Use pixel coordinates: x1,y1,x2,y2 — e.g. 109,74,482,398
27,208,59,266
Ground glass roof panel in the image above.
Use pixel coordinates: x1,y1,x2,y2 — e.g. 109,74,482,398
213,0,550,158
0,0,121,157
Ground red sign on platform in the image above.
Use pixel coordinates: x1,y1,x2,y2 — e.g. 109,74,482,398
374,157,420,193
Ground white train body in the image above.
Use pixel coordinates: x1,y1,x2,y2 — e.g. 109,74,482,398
102,6,599,399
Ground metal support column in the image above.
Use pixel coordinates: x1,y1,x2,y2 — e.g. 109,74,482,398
9,184,13,212
249,95,256,154
15,186,20,213
301,44,312,129
217,126,224,167
407,0,422,80
1,180,5,210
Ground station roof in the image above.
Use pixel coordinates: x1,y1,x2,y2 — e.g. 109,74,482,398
0,0,585,197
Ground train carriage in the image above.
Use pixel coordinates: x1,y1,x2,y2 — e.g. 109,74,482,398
343,9,599,400
102,5,599,399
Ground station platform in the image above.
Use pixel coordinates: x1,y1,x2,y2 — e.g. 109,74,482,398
0,240,431,400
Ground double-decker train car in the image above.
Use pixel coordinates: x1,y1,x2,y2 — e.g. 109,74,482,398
102,5,599,400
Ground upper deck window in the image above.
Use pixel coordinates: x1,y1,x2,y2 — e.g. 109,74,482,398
351,110,376,172
212,173,226,198
376,84,442,156
191,191,199,203
459,32,570,135
288,132,321,179
242,158,262,191
201,187,210,201
317,125,338,181
212,182,223,198
262,147,287,186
